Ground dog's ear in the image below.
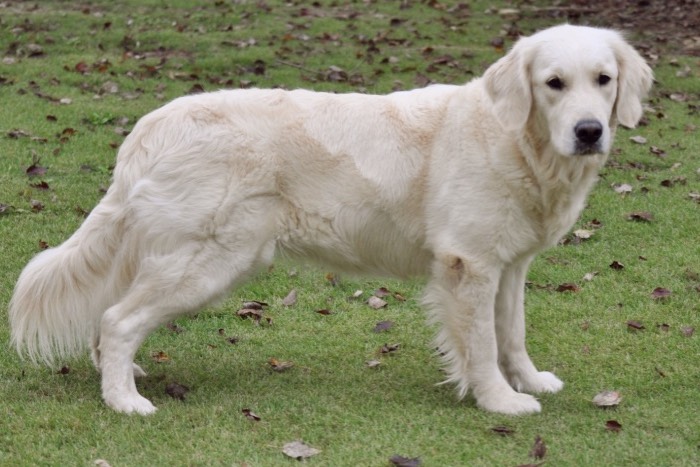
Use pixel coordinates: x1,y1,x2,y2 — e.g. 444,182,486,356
611,33,653,128
483,40,532,131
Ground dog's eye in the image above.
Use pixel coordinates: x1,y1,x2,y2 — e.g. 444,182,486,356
598,74,611,86
546,77,564,90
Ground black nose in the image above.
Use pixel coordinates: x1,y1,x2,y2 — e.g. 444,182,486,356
575,119,603,145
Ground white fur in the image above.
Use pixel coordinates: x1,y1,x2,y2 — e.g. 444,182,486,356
9,25,652,415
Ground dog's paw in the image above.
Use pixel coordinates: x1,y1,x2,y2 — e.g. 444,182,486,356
476,389,541,415
518,371,564,394
105,394,157,415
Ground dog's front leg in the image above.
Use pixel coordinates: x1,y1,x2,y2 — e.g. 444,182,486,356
426,253,542,415
495,258,564,394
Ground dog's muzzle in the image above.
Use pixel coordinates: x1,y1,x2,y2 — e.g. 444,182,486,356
574,119,603,155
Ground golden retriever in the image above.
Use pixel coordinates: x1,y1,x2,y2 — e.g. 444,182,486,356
10,24,652,415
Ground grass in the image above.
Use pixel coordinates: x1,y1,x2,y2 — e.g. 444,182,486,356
1,0,699,465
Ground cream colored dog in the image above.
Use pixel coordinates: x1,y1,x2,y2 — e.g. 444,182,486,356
10,25,652,415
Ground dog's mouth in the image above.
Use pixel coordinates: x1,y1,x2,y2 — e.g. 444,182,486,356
573,143,603,156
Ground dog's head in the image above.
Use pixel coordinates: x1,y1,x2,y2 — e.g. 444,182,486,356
484,24,653,157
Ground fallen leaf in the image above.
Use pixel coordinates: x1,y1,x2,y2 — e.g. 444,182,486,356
165,382,189,401
241,408,261,421
237,308,263,322
605,420,623,432
573,229,595,240
629,135,647,144
374,287,391,297
530,435,546,460
26,162,47,177
490,425,515,436
592,390,622,407
366,359,381,368
241,300,267,309
367,296,388,309
613,183,633,194
380,343,400,354
373,320,394,333
282,289,297,306
556,283,580,293
657,323,670,332
268,357,294,372
57,366,70,375
315,309,333,315
389,455,422,467
151,350,170,363
627,211,653,222
626,320,645,331
609,260,625,270
93,460,112,467
282,440,320,460
651,287,672,299
583,272,598,282
681,326,695,337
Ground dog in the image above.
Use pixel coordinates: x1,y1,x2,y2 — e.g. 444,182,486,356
9,24,652,415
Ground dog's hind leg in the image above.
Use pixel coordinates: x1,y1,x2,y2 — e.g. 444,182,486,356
98,197,278,414
495,259,564,394
425,253,542,415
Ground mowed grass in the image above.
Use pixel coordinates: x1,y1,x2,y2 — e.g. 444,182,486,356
0,1,699,465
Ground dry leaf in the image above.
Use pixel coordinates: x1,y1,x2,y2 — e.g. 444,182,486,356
613,183,633,194
366,359,382,368
629,135,647,144
490,425,515,436
651,287,672,299
583,272,598,282
373,320,394,333
165,382,189,401
605,420,623,432
626,320,645,331
556,283,580,293
282,289,297,306
367,296,388,309
681,326,695,337
282,440,320,460
268,357,294,372
389,455,422,467
592,390,622,407
573,229,594,240
151,350,170,363
530,435,546,460
242,408,261,421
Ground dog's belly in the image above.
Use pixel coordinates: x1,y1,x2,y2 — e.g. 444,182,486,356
276,202,433,279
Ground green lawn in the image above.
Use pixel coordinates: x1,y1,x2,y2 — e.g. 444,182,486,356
0,1,698,465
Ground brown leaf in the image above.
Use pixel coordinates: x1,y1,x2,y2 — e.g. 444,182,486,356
268,357,294,372
30,199,44,212
530,435,546,460
609,260,625,270
556,283,580,293
165,382,189,401
57,366,70,375
373,320,394,333
315,309,332,315
237,308,263,322
626,320,645,331
651,287,672,299
380,343,400,354
241,300,267,310
627,211,654,222
490,425,515,436
374,287,391,298
389,455,422,467
241,408,261,421
151,350,170,363
26,162,47,177
605,420,623,432
681,326,695,337
366,359,381,368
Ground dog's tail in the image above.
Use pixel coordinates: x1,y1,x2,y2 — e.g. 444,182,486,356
9,192,127,366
